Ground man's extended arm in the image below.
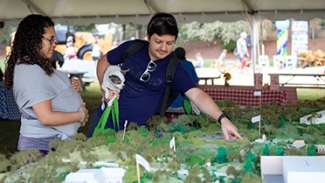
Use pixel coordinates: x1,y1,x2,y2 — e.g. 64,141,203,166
185,87,242,140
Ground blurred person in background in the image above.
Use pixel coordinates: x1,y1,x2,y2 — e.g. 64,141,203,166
235,32,249,69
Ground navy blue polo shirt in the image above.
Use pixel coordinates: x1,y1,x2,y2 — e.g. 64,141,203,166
105,40,196,128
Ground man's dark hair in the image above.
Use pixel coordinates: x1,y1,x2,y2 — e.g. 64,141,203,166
147,12,178,39
4,14,54,88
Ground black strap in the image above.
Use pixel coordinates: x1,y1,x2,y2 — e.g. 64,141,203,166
159,49,180,116
217,113,230,124
121,40,146,62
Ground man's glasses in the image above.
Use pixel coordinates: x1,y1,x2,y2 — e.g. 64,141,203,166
140,61,157,82
42,36,56,45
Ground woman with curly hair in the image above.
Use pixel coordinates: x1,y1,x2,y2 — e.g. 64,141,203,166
4,14,89,153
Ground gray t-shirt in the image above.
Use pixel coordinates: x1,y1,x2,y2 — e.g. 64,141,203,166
13,64,82,139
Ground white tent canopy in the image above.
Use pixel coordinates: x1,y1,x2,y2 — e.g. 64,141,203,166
1,0,325,25
1,0,324,78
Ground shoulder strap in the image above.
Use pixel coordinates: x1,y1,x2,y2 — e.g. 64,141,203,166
159,48,181,116
120,40,146,62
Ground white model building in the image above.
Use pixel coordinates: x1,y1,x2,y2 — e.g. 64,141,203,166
64,167,125,183
261,156,325,183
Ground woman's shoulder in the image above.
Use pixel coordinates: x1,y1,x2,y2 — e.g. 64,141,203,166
15,64,42,71
15,64,47,78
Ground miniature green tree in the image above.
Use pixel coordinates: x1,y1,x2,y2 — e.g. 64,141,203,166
215,146,228,163
218,176,226,183
307,144,317,156
275,146,285,156
246,150,256,163
142,171,153,182
231,177,241,183
261,144,270,156
243,160,254,173
278,113,287,128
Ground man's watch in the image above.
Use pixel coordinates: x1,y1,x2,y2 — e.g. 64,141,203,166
217,113,228,124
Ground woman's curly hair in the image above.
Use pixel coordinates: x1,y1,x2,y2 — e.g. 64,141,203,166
4,14,55,88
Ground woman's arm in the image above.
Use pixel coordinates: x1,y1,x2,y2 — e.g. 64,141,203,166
32,100,86,126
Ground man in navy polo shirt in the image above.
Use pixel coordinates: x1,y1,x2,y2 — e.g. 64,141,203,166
88,12,242,140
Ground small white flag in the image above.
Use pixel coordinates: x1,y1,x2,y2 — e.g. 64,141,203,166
135,154,151,171
262,134,267,141
251,115,261,123
124,120,128,128
122,120,128,141
169,136,176,151
253,91,262,97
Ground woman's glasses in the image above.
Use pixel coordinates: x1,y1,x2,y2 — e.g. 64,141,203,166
42,36,56,45
140,61,157,82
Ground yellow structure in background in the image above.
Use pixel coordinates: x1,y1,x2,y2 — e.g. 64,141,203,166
6,31,113,61
56,32,113,61
299,49,325,67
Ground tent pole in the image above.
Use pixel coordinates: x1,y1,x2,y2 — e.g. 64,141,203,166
250,15,261,78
